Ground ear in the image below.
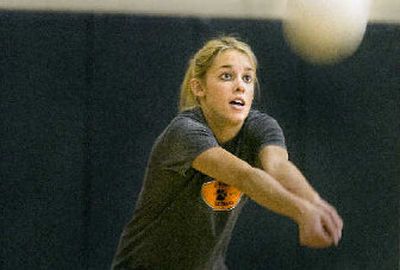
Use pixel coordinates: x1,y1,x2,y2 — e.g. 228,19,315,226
190,79,205,98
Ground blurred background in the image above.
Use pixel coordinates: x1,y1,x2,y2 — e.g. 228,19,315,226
1,1,399,269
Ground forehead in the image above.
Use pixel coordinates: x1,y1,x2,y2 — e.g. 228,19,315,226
210,49,254,70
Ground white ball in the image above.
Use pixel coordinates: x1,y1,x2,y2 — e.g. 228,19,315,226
283,0,371,64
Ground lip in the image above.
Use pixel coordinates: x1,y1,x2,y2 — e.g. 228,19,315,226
229,97,246,111
229,97,245,105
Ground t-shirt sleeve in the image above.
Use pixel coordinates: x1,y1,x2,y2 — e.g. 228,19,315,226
245,110,286,153
156,116,219,176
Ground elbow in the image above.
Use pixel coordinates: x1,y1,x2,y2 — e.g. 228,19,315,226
262,150,292,178
259,145,289,175
263,159,286,177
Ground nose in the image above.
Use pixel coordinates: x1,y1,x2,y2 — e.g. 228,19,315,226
234,78,246,93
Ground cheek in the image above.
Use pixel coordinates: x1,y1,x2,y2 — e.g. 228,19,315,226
207,82,230,96
247,86,255,98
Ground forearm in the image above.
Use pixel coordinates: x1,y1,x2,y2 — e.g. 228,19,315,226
192,146,313,223
239,167,311,223
269,161,320,203
192,146,342,247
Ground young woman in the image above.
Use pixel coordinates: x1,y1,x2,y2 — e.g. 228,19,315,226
112,36,343,270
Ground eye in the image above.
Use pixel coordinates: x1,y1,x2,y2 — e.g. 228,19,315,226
219,72,233,81
243,74,253,84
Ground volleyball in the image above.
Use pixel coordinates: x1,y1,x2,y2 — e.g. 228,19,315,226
283,0,371,64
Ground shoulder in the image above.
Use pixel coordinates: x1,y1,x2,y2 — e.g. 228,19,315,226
156,107,217,149
166,108,211,136
244,109,281,129
241,109,286,149
151,108,219,174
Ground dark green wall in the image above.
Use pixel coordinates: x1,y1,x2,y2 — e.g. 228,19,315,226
1,12,399,270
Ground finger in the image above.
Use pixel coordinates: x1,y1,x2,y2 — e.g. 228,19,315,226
310,217,335,248
322,201,343,230
321,213,340,246
319,228,334,247
328,208,343,240
323,204,342,240
313,228,333,249
299,222,332,249
317,200,343,240
300,232,331,249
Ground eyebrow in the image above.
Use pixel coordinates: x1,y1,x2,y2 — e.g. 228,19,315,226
218,64,254,71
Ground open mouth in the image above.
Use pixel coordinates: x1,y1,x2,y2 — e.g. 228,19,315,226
229,98,245,107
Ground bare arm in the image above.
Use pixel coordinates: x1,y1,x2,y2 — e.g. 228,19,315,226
259,145,343,245
259,145,320,203
192,146,337,248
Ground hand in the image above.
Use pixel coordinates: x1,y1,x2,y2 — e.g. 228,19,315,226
296,201,341,249
313,198,344,246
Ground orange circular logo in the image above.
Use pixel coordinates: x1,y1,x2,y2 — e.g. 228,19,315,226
201,180,243,211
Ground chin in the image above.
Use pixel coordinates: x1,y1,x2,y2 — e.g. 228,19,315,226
227,111,249,125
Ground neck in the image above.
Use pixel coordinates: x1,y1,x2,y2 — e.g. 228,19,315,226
201,109,244,144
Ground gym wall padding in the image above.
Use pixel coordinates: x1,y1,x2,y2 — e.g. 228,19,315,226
1,12,89,270
1,12,399,270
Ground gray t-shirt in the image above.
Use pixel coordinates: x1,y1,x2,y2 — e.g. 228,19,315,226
112,107,286,270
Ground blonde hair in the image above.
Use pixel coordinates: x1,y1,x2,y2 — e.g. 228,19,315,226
179,36,258,112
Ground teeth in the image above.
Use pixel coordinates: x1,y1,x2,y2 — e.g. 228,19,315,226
231,99,244,106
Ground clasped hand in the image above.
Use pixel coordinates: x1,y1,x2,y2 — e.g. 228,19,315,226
297,198,343,249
